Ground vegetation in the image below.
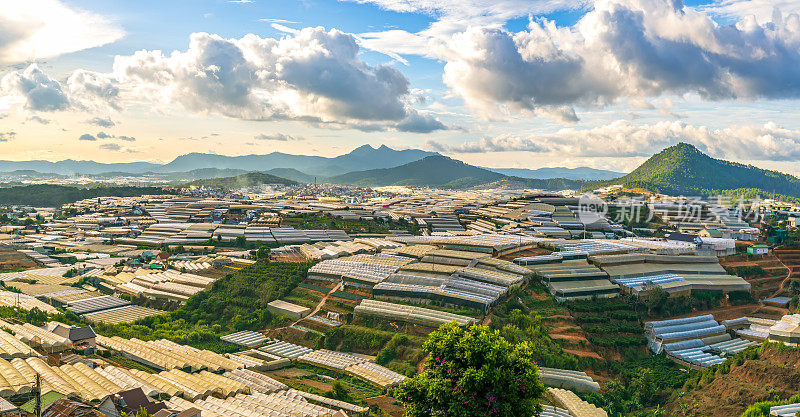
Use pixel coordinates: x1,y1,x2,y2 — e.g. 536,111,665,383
281,212,419,234
589,142,800,199
0,184,172,207
740,394,800,417
94,261,309,352
329,155,587,190
184,172,297,188
396,323,545,417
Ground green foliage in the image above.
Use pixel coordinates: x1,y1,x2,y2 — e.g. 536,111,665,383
0,184,171,207
729,265,768,278
588,142,800,198
587,355,687,416
728,290,756,305
281,212,419,235
396,323,545,417
324,325,395,352
186,172,297,188
95,261,309,352
740,394,800,417
167,261,310,329
495,310,588,370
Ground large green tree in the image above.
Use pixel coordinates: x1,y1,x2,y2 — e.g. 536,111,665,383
396,323,545,417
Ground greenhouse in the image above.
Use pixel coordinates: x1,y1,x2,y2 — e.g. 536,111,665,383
354,299,477,327
768,314,800,345
344,362,407,389
260,341,314,359
547,387,608,417
539,367,600,393
645,315,727,353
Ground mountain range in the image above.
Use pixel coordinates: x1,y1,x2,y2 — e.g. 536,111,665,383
0,145,437,177
592,142,800,199
0,145,623,181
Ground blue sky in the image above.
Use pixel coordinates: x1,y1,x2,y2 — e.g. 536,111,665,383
2,0,800,174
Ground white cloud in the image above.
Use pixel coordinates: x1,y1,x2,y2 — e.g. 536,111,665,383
429,120,800,161
86,117,116,127
356,0,800,121
701,0,800,25
254,133,304,141
0,64,69,111
441,0,800,120
109,28,443,131
0,131,16,142
0,0,123,64
260,19,299,24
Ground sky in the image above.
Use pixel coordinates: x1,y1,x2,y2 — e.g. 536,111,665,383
2,0,800,174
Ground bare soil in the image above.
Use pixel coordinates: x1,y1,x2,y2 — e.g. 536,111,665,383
664,347,800,417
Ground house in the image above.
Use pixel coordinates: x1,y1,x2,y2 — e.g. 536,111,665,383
666,232,699,244
41,399,96,417
747,244,770,255
47,323,97,352
98,388,167,417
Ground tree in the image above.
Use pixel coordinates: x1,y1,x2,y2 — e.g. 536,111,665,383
396,323,544,417
256,246,271,260
787,280,800,296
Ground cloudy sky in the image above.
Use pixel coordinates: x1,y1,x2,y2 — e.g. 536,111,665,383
2,0,800,174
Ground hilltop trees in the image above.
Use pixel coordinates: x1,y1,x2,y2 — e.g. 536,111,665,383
396,323,544,417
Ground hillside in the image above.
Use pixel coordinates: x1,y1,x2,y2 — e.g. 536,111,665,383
0,184,170,207
185,172,297,188
329,155,588,189
328,155,505,188
664,344,800,417
488,166,623,180
592,143,800,198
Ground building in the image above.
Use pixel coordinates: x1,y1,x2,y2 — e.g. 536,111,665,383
746,244,769,255
47,323,97,352
41,399,96,417
98,388,168,417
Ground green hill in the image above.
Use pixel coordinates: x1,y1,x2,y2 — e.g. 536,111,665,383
329,155,505,188
592,142,800,198
329,155,588,189
185,172,297,189
0,184,170,207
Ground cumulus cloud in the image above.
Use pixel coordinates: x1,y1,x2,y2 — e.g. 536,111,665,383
99,143,121,151
254,133,303,141
86,117,116,127
94,131,135,141
67,69,120,110
0,0,123,64
0,132,16,141
395,112,447,133
0,64,69,111
107,28,437,131
27,115,50,124
79,133,96,141
359,0,800,121
429,120,800,161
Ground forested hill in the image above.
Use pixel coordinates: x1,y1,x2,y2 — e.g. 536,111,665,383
329,155,588,189
591,142,800,198
184,172,297,188
0,184,171,207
